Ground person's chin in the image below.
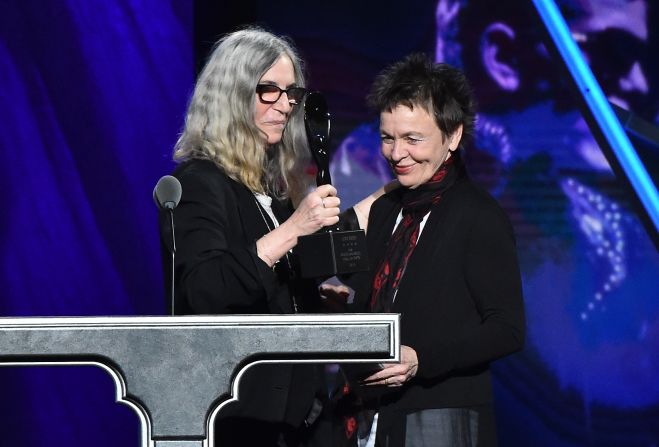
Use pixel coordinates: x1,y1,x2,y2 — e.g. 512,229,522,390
396,176,419,189
266,132,283,145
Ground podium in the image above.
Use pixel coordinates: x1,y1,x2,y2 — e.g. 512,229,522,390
0,314,399,446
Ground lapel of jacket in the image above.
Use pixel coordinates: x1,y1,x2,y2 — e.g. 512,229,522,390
227,181,295,314
229,181,270,240
369,193,403,272
392,187,457,305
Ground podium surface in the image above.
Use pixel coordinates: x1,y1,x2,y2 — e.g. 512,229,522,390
0,314,399,446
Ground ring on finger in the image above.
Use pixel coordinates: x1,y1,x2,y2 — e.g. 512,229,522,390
384,377,388,385
321,198,326,208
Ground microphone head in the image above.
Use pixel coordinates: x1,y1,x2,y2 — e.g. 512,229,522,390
153,175,182,210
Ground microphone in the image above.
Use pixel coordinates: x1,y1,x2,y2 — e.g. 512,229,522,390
153,175,182,210
153,175,182,316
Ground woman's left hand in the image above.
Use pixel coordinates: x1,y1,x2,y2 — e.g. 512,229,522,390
363,345,418,387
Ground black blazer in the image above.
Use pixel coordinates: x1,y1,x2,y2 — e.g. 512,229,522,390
350,172,525,412
158,158,320,426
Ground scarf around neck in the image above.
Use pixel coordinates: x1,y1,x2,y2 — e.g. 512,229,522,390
369,153,463,312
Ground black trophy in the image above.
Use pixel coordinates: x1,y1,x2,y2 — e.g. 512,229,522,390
296,92,369,278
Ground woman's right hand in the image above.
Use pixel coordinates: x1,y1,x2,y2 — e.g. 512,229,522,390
256,184,340,268
287,184,341,237
319,281,352,312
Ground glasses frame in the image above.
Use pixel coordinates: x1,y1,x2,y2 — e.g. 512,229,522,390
256,84,307,105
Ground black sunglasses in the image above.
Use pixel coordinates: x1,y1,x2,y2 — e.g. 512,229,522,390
574,28,648,82
256,84,307,105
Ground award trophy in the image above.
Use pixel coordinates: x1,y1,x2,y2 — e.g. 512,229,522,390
296,92,369,278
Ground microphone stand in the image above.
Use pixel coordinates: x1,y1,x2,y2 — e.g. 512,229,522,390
154,174,182,316
168,208,176,316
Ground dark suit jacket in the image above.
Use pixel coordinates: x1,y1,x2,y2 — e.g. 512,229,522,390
158,158,320,427
350,171,525,415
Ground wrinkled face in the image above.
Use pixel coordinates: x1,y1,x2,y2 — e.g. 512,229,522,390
254,55,297,145
380,104,462,189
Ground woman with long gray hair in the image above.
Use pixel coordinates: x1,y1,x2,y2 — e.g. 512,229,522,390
159,27,340,446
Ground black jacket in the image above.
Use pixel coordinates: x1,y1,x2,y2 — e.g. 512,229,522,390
158,158,320,427
350,171,525,413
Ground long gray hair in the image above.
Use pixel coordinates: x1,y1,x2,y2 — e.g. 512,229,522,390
174,27,310,200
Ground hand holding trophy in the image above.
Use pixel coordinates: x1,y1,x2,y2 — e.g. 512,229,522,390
296,92,369,278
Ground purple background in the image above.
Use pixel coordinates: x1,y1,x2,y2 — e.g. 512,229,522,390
0,1,657,445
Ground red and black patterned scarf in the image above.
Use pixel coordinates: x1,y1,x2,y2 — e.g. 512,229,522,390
369,154,462,312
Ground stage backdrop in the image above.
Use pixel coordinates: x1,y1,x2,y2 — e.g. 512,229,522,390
1,0,657,446
0,1,190,445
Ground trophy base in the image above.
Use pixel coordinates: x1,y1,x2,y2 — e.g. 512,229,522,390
296,229,369,278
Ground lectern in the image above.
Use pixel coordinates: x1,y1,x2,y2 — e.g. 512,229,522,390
0,314,399,446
